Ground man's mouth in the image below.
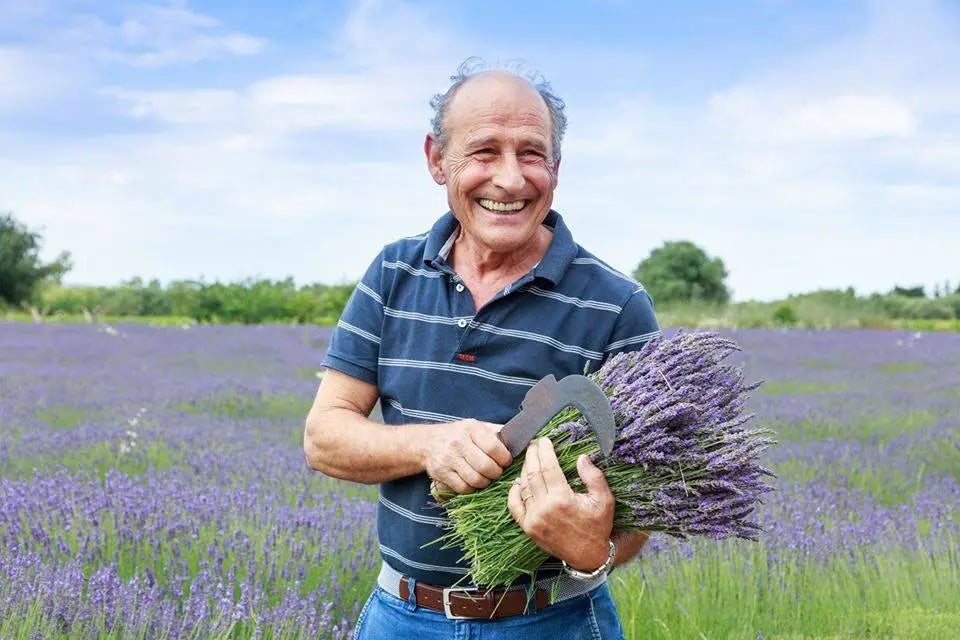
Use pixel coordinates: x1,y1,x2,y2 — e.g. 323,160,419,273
476,198,528,213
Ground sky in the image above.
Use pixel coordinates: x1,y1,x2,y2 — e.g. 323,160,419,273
1,0,958,302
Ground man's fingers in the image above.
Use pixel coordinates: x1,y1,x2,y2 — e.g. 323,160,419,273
464,436,506,481
506,479,525,526
472,425,513,468
454,463,489,490
576,454,613,500
535,437,568,490
523,441,548,495
440,472,470,495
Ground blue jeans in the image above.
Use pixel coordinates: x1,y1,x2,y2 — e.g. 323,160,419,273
353,582,625,639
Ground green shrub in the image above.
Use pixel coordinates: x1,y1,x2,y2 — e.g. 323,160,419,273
772,304,797,325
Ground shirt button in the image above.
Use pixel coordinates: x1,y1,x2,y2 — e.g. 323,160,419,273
455,283,465,292
457,319,467,328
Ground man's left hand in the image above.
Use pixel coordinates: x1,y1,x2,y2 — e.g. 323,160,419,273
507,437,614,572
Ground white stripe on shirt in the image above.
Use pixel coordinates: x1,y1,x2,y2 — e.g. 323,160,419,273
338,320,381,344
382,260,443,278
384,307,470,326
355,281,383,305
378,496,450,527
378,357,538,387
469,321,604,360
525,286,623,313
384,398,464,423
570,257,645,290
605,329,663,352
379,544,470,574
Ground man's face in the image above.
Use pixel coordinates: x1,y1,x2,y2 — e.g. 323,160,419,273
426,73,559,255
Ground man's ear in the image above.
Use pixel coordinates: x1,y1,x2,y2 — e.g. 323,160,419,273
552,154,561,186
424,133,445,185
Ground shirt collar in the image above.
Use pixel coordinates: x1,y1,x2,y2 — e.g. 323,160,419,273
422,209,577,287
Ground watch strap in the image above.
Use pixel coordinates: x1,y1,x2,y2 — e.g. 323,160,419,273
561,539,617,581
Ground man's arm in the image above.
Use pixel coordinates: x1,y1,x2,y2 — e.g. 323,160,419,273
303,369,513,491
611,530,649,568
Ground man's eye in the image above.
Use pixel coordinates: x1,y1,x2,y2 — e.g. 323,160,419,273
474,149,496,157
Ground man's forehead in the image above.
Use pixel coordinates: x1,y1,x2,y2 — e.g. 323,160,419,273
445,72,551,131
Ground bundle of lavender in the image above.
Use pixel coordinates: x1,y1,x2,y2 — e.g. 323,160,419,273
429,331,777,588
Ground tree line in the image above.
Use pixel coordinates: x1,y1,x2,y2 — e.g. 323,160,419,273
2,211,959,325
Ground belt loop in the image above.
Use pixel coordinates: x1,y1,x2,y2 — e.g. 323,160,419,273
404,577,418,611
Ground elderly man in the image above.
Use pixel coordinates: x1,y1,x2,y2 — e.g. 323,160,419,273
304,60,661,639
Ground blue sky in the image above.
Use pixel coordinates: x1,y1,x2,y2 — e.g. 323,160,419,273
2,0,958,301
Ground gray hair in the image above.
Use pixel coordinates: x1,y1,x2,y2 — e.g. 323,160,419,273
429,57,567,167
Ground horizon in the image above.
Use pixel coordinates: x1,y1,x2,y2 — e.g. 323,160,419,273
2,0,959,303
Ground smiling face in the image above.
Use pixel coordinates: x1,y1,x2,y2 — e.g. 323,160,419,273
425,72,559,256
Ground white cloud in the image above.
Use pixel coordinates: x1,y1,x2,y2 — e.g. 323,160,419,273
102,88,241,124
0,47,83,111
707,91,917,142
100,71,436,139
785,95,916,139
101,2,264,66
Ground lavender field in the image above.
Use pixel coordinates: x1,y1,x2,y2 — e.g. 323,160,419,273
1,323,958,639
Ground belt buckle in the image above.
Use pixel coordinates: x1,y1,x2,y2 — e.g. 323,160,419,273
442,586,479,620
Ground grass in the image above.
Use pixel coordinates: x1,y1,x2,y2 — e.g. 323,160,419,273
35,405,92,429
6,308,960,333
876,362,926,374
653,301,960,333
3,311,199,326
772,457,928,505
800,359,840,370
769,410,939,445
758,381,850,396
611,536,960,640
177,392,310,421
3,438,183,481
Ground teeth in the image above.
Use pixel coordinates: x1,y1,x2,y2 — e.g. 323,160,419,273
478,199,526,212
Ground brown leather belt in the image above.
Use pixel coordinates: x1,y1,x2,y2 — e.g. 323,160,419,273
399,577,551,619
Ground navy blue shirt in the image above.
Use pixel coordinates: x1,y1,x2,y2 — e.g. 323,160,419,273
321,209,661,587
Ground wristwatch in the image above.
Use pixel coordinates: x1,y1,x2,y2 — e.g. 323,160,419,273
561,539,617,581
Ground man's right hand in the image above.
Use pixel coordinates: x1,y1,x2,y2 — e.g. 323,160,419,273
420,419,513,495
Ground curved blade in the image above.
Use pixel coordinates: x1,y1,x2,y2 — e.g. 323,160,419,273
556,375,616,456
498,374,616,458
499,375,559,457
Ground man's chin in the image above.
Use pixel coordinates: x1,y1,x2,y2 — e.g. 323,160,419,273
470,228,541,254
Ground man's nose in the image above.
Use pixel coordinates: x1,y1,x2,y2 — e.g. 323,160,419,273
490,154,525,194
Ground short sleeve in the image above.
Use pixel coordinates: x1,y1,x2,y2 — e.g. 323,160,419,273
320,248,386,386
603,288,662,362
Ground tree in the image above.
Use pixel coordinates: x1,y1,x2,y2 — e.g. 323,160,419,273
0,212,72,307
891,285,925,298
632,240,730,304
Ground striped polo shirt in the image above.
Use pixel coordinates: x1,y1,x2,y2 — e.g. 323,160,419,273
321,208,661,588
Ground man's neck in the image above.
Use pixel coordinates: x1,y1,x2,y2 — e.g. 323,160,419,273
450,224,553,284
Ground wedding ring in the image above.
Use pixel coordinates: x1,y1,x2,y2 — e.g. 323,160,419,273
521,491,534,502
